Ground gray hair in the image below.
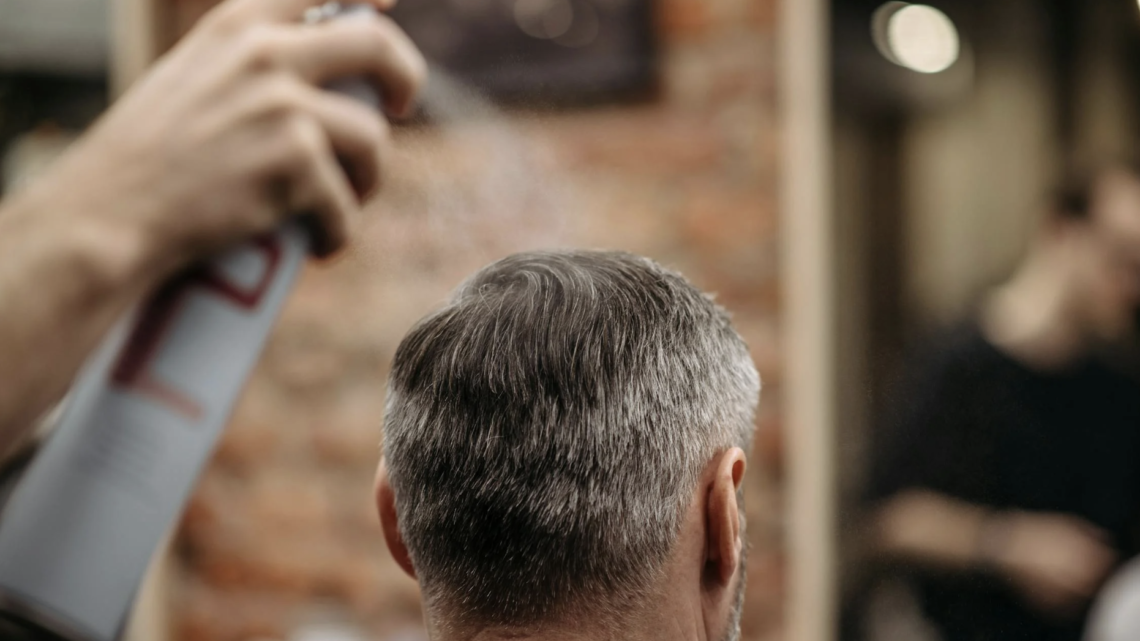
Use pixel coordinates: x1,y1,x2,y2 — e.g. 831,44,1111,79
383,250,760,627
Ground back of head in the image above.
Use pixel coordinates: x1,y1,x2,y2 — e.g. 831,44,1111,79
383,250,760,628
1029,158,1140,343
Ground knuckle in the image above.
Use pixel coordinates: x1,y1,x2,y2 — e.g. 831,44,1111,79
408,51,429,90
364,115,391,150
262,75,305,115
239,26,285,71
364,18,401,61
361,14,396,39
284,116,326,162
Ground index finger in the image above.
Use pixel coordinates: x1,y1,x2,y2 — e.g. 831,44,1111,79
218,0,396,26
281,16,427,116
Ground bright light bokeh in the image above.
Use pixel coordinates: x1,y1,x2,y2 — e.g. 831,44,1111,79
877,3,961,74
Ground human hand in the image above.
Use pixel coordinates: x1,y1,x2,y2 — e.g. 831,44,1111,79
12,0,426,282
981,511,1119,616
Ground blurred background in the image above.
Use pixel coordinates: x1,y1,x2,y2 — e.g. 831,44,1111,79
832,2,1140,641
7,0,1140,639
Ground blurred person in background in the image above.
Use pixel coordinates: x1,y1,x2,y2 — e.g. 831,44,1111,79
868,161,1140,641
0,0,425,452
374,251,761,641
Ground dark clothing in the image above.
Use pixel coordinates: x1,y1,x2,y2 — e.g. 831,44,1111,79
870,324,1140,641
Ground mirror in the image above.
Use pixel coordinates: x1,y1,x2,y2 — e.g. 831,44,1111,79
832,1,1140,641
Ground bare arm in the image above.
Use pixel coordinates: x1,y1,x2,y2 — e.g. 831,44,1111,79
0,182,156,452
874,489,1118,614
873,489,991,570
0,0,426,452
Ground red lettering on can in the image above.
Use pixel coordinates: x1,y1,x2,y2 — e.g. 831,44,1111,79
110,237,283,419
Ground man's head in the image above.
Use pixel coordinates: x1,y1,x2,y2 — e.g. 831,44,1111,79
375,250,760,639
1047,162,1140,341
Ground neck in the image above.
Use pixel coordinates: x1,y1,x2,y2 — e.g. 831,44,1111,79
981,245,1086,369
425,589,709,641
423,490,722,641
428,620,708,641
431,621,613,641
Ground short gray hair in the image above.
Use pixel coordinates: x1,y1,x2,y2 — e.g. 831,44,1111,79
383,250,760,626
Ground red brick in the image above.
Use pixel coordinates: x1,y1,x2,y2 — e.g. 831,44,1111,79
531,109,728,175
754,405,786,480
678,184,777,254
212,420,278,472
659,0,713,39
741,547,787,637
750,0,778,30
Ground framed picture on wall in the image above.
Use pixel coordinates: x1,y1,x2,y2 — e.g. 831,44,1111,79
388,0,657,103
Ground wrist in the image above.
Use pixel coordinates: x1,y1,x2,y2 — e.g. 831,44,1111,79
975,510,1015,573
2,186,160,299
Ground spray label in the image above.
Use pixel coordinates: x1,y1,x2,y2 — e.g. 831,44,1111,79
111,236,284,421
0,226,308,641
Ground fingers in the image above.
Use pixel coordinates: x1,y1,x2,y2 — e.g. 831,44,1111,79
300,86,391,200
278,15,427,116
1045,540,1116,601
231,74,390,200
191,0,420,258
217,0,397,27
280,117,359,257
212,5,427,118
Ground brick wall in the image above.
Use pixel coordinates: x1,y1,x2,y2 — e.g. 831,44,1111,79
172,1,784,639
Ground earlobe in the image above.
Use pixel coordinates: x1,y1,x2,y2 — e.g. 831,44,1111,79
375,460,417,579
706,448,746,586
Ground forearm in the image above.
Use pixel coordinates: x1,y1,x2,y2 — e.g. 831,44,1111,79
873,489,993,571
0,183,159,452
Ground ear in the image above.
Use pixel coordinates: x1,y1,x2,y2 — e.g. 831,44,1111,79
375,459,416,579
705,448,747,586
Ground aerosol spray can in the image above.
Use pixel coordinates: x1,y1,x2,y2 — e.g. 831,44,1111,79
0,4,381,640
